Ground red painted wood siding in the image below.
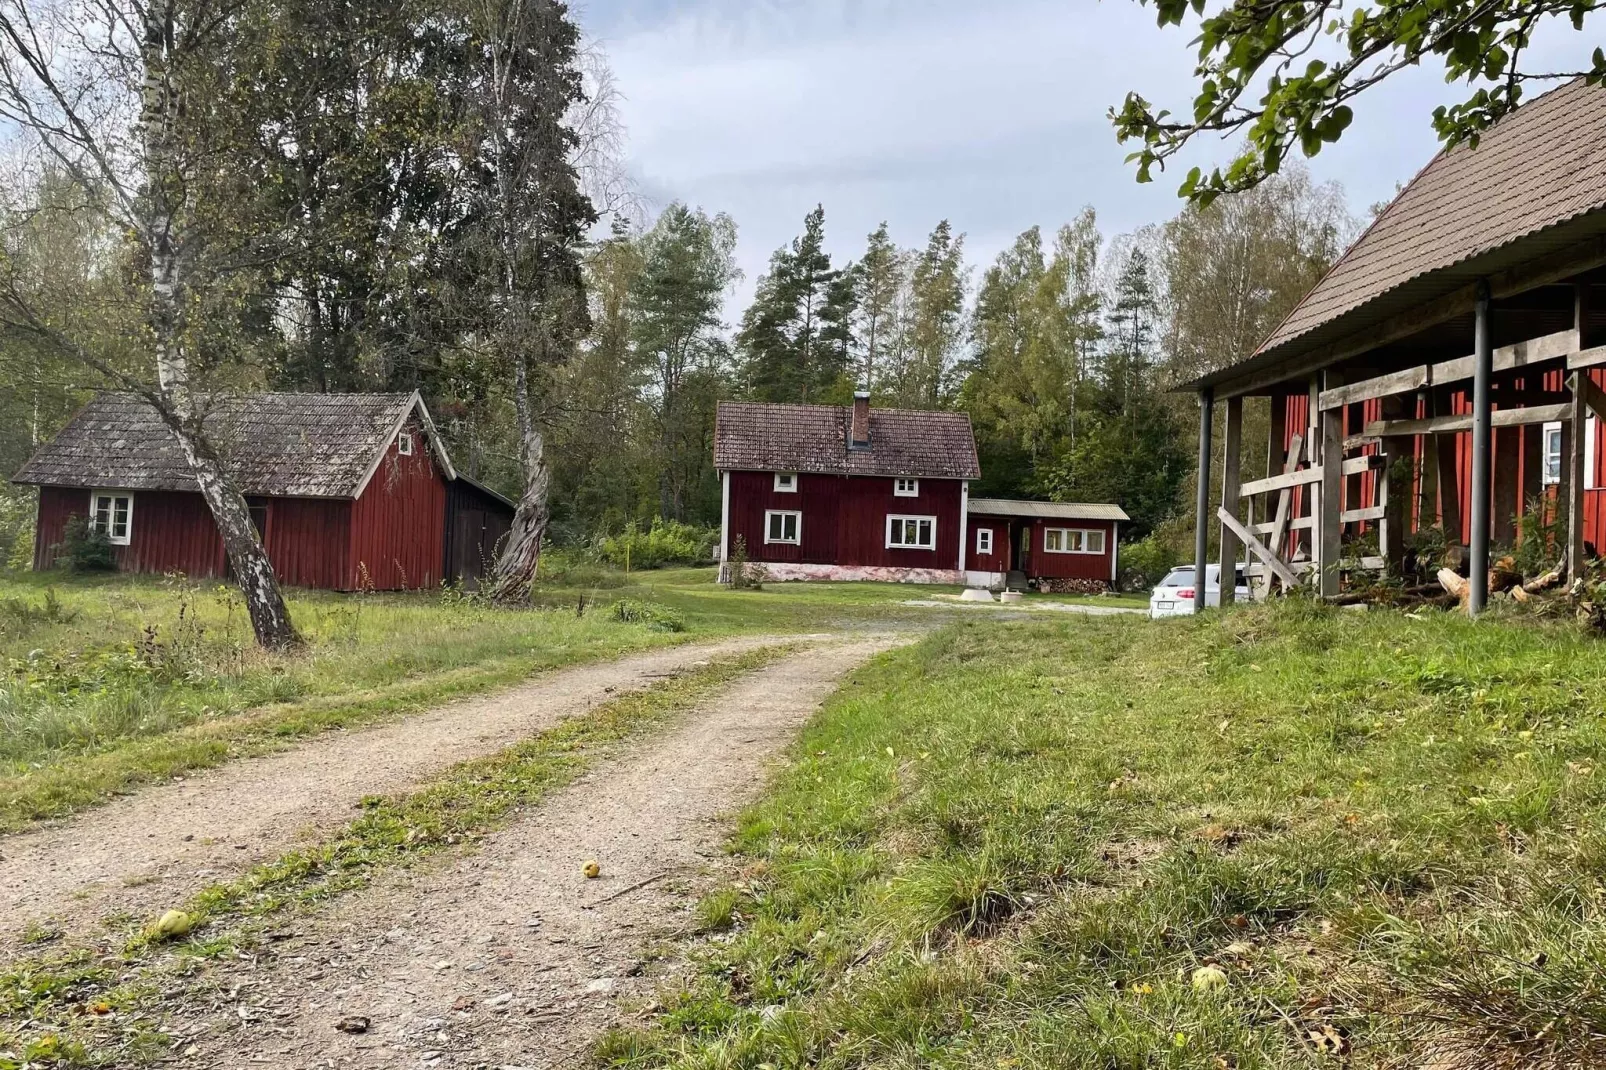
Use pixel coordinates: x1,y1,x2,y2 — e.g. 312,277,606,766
727,471,964,570
967,517,1010,572
348,419,447,589
266,497,351,589
1026,518,1117,580
35,486,226,577
1279,367,1602,549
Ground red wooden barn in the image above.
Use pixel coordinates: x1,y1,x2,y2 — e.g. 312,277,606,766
13,392,514,591
714,393,1127,590
1180,79,1606,611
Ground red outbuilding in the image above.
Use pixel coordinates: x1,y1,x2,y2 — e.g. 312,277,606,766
714,393,1127,590
13,392,514,591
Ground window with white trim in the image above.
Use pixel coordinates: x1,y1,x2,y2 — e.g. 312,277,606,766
1542,421,1563,486
397,431,414,456
886,514,936,550
1589,415,1599,491
975,527,993,555
1044,527,1105,555
765,510,801,544
89,491,133,546
893,477,919,497
773,472,797,493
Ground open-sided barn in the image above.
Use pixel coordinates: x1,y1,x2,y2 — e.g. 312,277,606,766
1183,79,1606,614
13,392,514,591
714,392,1127,589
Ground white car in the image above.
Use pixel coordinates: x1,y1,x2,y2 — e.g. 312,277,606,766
1149,565,1250,618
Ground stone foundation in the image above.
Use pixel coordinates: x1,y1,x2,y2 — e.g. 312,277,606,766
718,562,1006,587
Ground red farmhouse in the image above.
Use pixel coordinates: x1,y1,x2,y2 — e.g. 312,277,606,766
14,392,513,591
714,393,1127,589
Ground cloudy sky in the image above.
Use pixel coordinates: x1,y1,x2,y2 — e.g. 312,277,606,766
578,0,1600,306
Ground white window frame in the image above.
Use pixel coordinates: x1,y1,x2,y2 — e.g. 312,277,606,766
397,430,414,456
886,514,937,550
1044,526,1106,555
1542,421,1563,486
1588,414,1599,491
893,477,919,497
765,509,801,545
773,472,798,493
88,490,134,546
975,527,993,555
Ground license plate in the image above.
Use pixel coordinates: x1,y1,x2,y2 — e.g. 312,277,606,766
1155,601,1175,610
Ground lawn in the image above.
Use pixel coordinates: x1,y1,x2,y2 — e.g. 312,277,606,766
0,567,952,831
602,600,1606,1070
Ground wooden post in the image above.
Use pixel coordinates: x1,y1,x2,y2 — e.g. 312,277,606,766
1493,421,1521,547
1519,411,1543,547
1318,388,1344,599
1469,283,1493,616
1570,370,1588,583
1379,395,1411,575
1219,396,1243,605
1431,385,1463,545
1194,388,1214,613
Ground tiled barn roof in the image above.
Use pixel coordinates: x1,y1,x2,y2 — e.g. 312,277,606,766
1191,79,1606,389
967,499,1129,522
13,391,453,498
715,401,981,480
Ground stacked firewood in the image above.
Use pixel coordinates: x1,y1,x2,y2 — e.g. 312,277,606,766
1433,554,1571,615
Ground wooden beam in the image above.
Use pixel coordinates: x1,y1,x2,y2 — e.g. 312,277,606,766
1318,403,1343,598
1570,370,1589,584
1240,466,1321,498
1363,402,1572,437
1493,422,1522,546
1250,514,1315,536
1569,345,1606,369
1219,396,1243,607
1217,506,1300,589
1379,393,1412,575
1430,328,1580,384
1577,370,1606,424
1318,365,1429,411
1430,386,1463,544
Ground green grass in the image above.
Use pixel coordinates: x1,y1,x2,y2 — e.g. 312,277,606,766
2,645,794,1067
600,600,1606,1070
0,568,939,832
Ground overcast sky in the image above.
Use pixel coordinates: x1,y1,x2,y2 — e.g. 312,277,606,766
578,0,1601,308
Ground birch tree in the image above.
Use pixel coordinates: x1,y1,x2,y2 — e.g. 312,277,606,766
465,0,595,604
0,0,299,648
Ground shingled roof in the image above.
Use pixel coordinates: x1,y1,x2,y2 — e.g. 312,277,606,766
1190,79,1606,389
13,391,454,499
715,401,981,480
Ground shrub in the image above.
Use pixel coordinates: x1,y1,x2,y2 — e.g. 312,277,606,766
607,598,686,633
599,519,717,571
1120,530,1184,590
0,588,77,638
0,488,34,570
56,515,115,573
726,535,763,590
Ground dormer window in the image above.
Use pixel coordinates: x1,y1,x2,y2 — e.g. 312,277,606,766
397,431,415,456
894,477,919,497
774,472,797,493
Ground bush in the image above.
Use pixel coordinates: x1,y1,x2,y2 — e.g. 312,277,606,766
1120,524,1189,590
726,535,763,590
599,519,717,571
607,599,687,633
0,488,34,571
56,515,115,573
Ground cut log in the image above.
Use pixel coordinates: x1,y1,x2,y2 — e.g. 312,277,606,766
1523,563,1566,594
1438,567,1471,605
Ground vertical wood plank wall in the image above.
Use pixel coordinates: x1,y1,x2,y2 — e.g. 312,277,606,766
348,419,448,589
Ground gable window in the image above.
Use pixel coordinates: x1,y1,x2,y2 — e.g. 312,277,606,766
89,491,133,546
1044,527,1105,555
397,431,414,456
765,510,801,545
893,477,919,497
975,528,994,556
773,472,798,493
1542,421,1563,485
886,514,936,550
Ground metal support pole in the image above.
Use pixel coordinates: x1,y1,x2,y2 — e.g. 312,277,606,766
1218,396,1243,605
1194,387,1214,613
1469,282,1493,616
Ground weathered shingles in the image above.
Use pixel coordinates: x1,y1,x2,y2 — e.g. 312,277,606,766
1259,79,1606,356
13,392,414,498
714,401,981,479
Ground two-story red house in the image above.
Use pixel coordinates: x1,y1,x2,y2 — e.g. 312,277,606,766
714,393,1127,589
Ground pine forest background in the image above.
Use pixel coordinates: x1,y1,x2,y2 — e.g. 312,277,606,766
0,1,1359,582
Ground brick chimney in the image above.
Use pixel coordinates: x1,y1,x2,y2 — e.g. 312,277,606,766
849,391,871,449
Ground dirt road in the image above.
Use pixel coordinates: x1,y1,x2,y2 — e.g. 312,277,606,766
173,636,902,1069
0,635,801,947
